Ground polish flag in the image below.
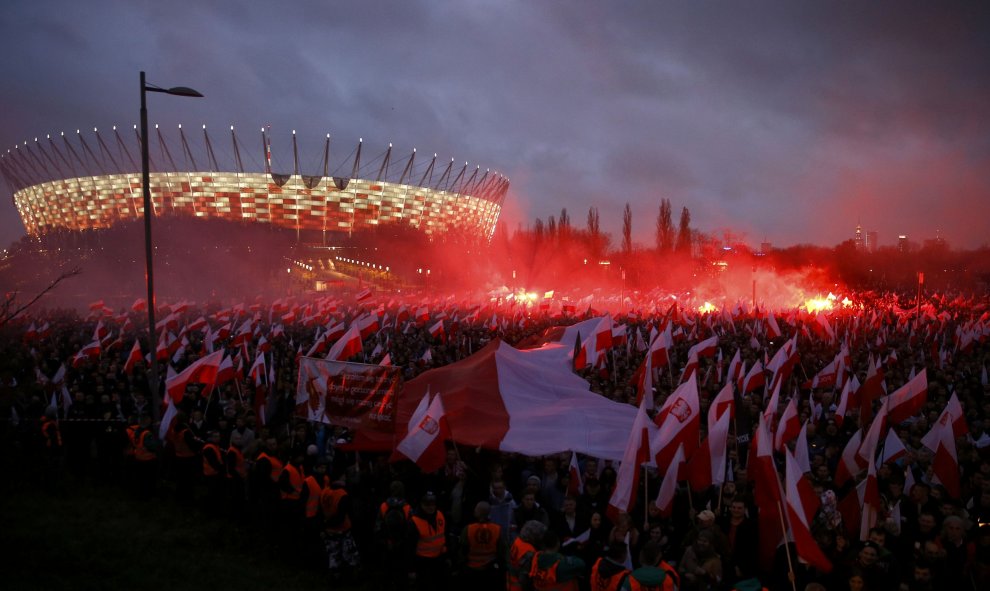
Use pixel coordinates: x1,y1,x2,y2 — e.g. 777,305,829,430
793,420,812,474
326,324,363,361
215,354,235,385
428,320,445,341
725,349,743,387
883,369,928,425
355,314,380,339
396,391,448,473
920,392,967,451
880,428,908,465
783,448,832,573
633,353,655,410
765,312,782,339
834,430,867,487
607,397,654,521
687,335,719,360
709,382,735,432
762,379,782,423
648,324,673,368
774,397,801,451
651,376,700,469
858,401,888,465
326,320,347,343
592,315,614,352
123,340,143,375
679,350,700,383
132,298,147,312
165,350,225,404
857,355,885,425
379,353,392,367
922,410,960,498
159,394,179,441
356,287,373,302
415,306,430,323
750,414,784,572
687,408,731,491
740,360,765,394
654,443,686,517
187,316,208,332
833,374,857,427
567,451,584,497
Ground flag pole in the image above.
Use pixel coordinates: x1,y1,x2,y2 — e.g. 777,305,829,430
643,465,649,531
776,500,798,591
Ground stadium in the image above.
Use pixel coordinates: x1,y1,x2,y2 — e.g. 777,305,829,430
1,126,508,241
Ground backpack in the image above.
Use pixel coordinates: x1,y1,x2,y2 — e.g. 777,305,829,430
378,499,408,549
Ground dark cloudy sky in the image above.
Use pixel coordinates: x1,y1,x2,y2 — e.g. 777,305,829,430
2,0,989,250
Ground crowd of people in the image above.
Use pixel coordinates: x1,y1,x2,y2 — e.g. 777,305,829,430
3,287,990,591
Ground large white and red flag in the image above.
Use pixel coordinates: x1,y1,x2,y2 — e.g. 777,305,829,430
725,349,743,387
567,451,584,497
857,355,885,425
783,448,833,573
396,390,448,473
165,350,225,404
686,335,719,360
921,392,967,450
740,360,765,395
649,324,674,368
325,323,363,361
607,397,654,522
774,396,801,451
709,382,735,432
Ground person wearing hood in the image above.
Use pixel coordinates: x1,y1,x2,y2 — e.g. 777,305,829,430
489,479,517,542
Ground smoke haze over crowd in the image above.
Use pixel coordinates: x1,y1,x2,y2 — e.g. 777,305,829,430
2,1,989,252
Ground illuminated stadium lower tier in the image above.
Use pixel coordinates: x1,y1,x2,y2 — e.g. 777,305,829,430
2,127,507,239
13,172,502,238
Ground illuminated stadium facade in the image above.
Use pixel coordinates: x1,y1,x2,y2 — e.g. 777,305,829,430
1,126,507,240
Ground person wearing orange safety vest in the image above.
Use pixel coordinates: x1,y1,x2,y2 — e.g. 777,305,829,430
298,461,327,568
409,491,450,590
224,435,247,515
375,480,412,591
459,501,506,591
590,541,632,591
528,530,586,591
619,541,677,591
321,477,359,583
170,415,203,506
509,520,546,591
128,414,158,497
201,431,225,512
250,437,282,533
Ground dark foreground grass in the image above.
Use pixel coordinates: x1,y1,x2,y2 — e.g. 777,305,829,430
0,469,355,591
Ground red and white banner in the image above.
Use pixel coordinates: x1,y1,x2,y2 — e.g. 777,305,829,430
296,357,400,434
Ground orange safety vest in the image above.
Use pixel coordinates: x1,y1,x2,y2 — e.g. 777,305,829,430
379,501,412,519
125,425,138,456
590,558,629,591
173,428,196,458
659,561,679,591
321,487,352,531
41,417,62,448
303,475,323,519
508,538,537,591
256,452,283,482
466,522,501,569
202,443,222,477
226,446,246,479
280,464,303,500
529,553,578,591
627,569,676,591
411,512,446,558
132,429,156,462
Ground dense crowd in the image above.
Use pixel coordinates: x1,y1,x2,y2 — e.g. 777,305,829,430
3,287,990,591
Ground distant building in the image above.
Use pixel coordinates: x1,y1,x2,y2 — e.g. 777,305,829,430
854,224,864,250
866,231,878,252
759,241,772,255
898,234,909,253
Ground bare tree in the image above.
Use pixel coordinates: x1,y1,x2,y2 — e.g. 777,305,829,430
0,267,81,329
622,203,633,253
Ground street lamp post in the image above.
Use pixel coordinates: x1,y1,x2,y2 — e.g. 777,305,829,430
140,71,202,420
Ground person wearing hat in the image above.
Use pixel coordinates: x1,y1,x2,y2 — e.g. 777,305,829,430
409,490,449,590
